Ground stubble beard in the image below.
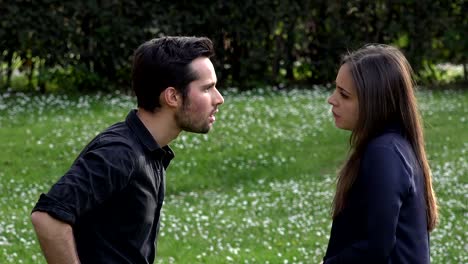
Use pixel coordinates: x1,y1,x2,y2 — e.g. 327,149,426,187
175,103,211,134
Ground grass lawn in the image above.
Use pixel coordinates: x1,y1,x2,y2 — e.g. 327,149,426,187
0,88,466,263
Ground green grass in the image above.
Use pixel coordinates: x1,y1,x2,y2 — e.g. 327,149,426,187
0,88,466,263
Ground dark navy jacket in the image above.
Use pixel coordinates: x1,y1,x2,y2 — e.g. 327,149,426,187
324,127,430,263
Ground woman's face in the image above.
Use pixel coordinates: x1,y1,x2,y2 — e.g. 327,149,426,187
327,63,359,131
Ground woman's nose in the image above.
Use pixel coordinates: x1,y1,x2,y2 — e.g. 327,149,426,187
327,91,336,106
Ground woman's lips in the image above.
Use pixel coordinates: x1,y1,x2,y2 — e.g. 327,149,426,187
332,111,339,119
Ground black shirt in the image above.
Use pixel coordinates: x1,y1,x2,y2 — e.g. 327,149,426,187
324,128,430,263
32,110,174,263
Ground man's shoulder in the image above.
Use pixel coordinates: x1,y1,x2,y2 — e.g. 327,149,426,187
83,121,142,156
99,121,134,143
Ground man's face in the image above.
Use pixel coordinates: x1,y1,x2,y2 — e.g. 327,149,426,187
175,57,224,133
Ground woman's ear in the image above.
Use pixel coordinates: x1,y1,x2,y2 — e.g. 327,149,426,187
161,87,181,108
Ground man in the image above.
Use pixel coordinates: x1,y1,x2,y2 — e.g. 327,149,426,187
31,36,224,263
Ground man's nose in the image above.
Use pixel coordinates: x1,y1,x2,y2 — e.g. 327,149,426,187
214,88,224,105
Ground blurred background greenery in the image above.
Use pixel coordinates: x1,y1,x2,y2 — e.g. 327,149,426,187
0,0,466,93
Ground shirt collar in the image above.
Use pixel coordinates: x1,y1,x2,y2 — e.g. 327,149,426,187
125,109,175,160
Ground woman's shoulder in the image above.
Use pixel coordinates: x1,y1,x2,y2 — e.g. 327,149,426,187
366,130,407,150
363,130,417,173
363,129,417,165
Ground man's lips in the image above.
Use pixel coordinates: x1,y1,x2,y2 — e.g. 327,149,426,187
209,115,216,122
209,109,218,122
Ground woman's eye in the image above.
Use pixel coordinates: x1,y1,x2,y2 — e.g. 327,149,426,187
340,92,349,99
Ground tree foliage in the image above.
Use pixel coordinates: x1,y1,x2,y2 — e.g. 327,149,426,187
0,0,466,92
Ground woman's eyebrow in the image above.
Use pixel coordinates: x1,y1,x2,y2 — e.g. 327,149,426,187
336,84,351,95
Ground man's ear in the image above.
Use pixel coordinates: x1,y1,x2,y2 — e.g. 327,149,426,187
161,87,181,108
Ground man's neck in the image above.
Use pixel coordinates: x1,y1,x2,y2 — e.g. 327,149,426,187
136,108,180,147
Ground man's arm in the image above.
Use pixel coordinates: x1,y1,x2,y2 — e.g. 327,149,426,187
31,211,81,264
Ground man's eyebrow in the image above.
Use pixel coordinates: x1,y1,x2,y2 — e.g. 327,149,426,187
201,82,216,89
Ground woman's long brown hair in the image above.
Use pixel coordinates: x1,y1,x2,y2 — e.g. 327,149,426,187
332,44,438,231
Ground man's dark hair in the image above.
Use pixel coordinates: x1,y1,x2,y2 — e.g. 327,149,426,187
132,36,214,112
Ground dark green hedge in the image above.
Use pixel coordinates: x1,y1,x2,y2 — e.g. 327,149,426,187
0,0,466,92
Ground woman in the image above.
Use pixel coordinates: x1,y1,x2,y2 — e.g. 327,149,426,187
323,44,438,263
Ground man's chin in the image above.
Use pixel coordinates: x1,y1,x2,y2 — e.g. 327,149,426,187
198,126,211,134
182,125,211,134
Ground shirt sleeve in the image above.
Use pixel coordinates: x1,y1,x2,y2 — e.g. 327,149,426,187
325,143,411,263
32,141,136,225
